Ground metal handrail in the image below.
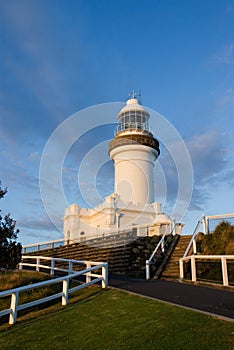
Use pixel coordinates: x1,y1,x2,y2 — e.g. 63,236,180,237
145,223,178,280
22,225,150,253
183,219,202,258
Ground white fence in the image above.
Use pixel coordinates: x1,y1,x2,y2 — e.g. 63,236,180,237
184,213,234,258
22,222,178,253
22,239,66,254
179,255,234,286
0,256,108,325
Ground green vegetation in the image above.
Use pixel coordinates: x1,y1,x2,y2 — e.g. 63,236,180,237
194,221,234,284
0,270,50,291
125,234,173,278
0,182,21,270
198,221,234,255
0,287,233,350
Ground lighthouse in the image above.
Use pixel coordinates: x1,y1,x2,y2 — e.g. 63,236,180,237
109,93,160,205
62,93,181,243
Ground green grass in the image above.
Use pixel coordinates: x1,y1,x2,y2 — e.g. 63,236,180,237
0,287,233,350
0,270,51,291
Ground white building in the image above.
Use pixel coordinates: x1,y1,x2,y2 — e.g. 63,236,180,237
62,95,183,243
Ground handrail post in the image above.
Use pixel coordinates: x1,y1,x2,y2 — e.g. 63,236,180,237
62,279,69,305
161,238,165,253
221,257,229,286
68,261,73,274
191,256,196,282
179,259,184,280
9,292,18,325
102,263,108,288
192,237,197,255
172,218,176,235
202,214,207,235
146,260,150,280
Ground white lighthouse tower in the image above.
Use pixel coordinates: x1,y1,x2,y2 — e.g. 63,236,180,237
63,93,182,243
109,93,160,205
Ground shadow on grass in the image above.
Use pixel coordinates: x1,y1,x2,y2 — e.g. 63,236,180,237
0,285,108,331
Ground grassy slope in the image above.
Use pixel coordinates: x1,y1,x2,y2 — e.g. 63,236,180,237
0,287,233,350
0,271,51,291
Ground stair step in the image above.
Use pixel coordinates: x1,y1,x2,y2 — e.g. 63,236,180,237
160,235,192,279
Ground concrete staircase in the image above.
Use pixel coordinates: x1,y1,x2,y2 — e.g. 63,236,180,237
160,235,192,280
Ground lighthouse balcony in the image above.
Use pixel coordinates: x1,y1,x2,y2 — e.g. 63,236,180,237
115,125,152,137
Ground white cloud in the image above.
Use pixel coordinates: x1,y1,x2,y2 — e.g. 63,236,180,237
187,130,228,182
217,88,234,107
159,129,232,212
29,152,41,162
212,44,234,64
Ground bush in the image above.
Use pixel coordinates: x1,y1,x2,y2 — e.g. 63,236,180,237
0,182,22,270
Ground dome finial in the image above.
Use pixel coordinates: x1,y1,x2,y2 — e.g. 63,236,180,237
128,89,142,104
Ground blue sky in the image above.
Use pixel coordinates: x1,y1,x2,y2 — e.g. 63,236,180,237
0,0,234,245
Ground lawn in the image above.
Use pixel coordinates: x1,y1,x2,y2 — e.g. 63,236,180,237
0,286,233,350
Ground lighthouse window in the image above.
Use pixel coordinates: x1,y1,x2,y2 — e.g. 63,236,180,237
80,231,86,242
117,110,150,132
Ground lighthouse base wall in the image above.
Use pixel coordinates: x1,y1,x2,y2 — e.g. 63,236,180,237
62,194,180,244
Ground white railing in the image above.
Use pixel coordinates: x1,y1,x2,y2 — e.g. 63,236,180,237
204,213,234,234
0,256,108,325
22,227,144,253
145,222,178,280
184,213,234,258
145,233,166,280
183,218,203,258
22,239,67,254
22,223,174,254
179,255,234,286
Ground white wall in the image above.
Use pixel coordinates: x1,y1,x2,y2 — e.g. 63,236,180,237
110,145,158,205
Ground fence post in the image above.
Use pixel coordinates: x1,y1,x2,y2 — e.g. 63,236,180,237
51,259,55,276
9,292,19,325
36,258,40,272
18,257,23,270
62,279,69,305
102,263,108,288
146,260,150,280
86,262,91,283
191,256,197,282
179,259,184,280
221,257,229,286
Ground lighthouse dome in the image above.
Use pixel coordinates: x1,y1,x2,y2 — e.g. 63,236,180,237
116,97,150,135
117,98,148,118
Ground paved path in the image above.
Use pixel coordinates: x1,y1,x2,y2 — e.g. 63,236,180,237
109,277,234,321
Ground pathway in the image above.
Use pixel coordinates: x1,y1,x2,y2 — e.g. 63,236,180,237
109,277,234,321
